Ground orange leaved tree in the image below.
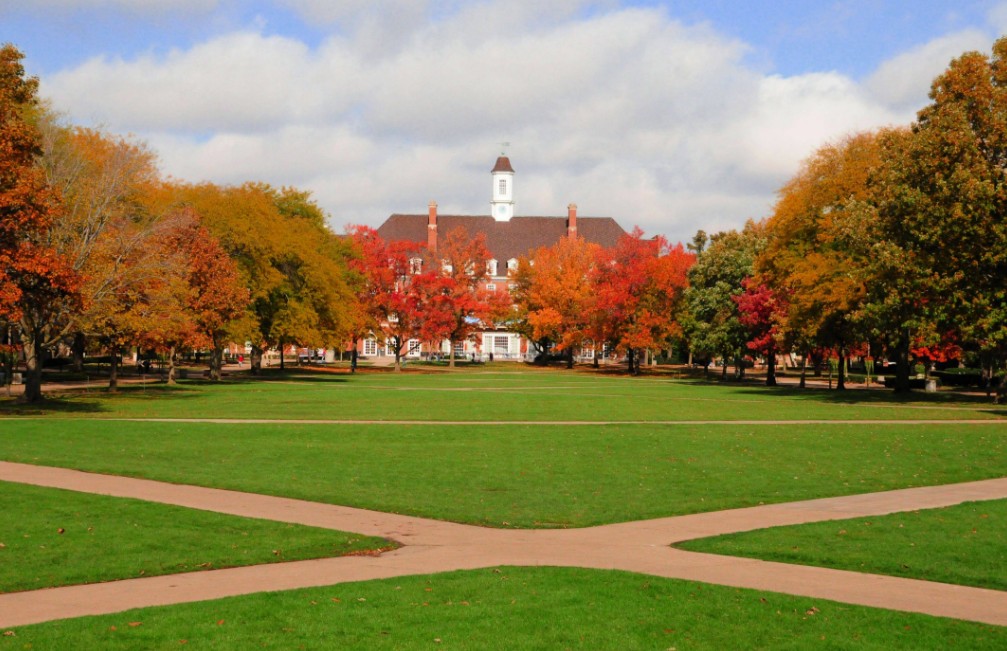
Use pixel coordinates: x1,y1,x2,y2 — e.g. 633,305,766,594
0,45,79,402
512,235,599,367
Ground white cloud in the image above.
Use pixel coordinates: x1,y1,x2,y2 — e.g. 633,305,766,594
40,4,910,244
865,29,991,112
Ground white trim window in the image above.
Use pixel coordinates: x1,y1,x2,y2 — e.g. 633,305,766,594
507,258,519,274
486,283,496,292
363,338,377,356
487,259,498,276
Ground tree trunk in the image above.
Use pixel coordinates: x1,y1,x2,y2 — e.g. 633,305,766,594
394,337,402,372
279,339,285,371
836,348,846,390
449,340,456,368
19,328,44,403
250,345,263,375
894,329,912,393
108,346,119,392
209,339,223,381
72,332,86,372
766,347,777,386
166,345,177,384
737,354,746,380
720,356,728,380
567,348,574,370
350,346,358,374
799,353,807,389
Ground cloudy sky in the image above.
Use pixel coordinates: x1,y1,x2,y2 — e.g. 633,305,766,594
2,1,1005,243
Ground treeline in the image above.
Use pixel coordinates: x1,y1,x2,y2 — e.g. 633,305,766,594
682,37,1007,398
5,35,1007,402
0,45,358,402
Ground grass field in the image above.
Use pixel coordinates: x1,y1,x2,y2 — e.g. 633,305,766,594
3,367,1006,422
2,567,1005,650
678,498,1007,590
0,481,392,593
0,367,1004,645
0,418,1003,527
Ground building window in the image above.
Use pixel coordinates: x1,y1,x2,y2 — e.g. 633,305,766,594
363,338,377,356
493,335,510,355
499,179,507,195
486,283,496,292
507,258,519,273
487,259,498,276
407,339,421,358
409,258,423,274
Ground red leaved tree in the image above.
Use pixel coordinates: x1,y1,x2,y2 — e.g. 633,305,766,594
592,228,694,373
733,278,787,386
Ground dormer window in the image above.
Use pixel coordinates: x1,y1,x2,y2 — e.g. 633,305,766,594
487,259,498,276
409,258,423,275
507,258,519,274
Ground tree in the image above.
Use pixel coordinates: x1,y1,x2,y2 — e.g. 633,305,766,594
873,38,1007,399
0,44,80,402
177,218,250,380
172,182,355,373
733,278,786,386
758,132,887,390
682,224,763,380
348,226,426,372
512,235,600,366
430,226,508,367
592,228,693,374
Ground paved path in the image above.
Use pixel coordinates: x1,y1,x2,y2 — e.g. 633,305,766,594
1,461,1006,628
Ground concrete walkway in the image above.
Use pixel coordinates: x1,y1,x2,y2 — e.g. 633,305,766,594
1,461,1005,628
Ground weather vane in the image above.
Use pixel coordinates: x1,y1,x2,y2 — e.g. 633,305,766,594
499,141,510,155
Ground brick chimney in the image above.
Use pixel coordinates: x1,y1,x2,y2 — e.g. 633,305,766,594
427,201,438,252
566,203,578,238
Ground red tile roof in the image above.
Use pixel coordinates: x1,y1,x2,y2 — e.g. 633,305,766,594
491,156,515,173
377,214,628,261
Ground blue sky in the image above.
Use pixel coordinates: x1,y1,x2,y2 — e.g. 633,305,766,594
2,1,1005,241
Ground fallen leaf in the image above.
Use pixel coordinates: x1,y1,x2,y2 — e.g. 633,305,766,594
57,528,65,534
128,622,143,627
216,620,225,626
3,631,15,637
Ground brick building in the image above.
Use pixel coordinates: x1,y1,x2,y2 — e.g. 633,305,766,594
369,156,629,361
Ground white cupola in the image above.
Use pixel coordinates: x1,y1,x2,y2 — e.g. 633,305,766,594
490,155,515,221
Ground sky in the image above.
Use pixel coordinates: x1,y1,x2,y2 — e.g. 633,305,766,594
2,0,1005,243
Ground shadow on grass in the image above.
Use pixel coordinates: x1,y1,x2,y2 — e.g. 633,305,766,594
0,396,105,415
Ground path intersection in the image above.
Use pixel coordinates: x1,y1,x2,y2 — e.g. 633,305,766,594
1,461,1005,628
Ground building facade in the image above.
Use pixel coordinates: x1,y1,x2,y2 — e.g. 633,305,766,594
368,156,629,361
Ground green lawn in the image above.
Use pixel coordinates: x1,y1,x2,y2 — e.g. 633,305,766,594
3,367,1005,422
677,499,1007,590
0,369,1003,643
2,567,1003,650
0,481,393,593
0,419,1002,527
